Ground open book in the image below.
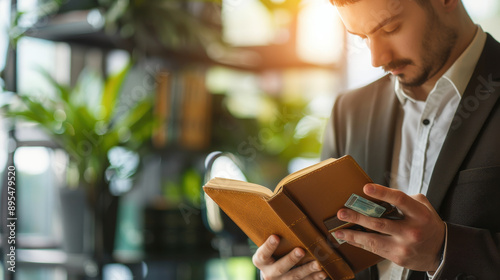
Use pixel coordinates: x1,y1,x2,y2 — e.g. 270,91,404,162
203,155,386,280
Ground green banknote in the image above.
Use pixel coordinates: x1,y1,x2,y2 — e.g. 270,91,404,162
344,194,386,217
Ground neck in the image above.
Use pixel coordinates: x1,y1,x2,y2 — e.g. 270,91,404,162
407,15,477,101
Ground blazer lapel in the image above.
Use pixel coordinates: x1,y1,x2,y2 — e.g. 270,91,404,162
365,76,399,186
427,34,500,211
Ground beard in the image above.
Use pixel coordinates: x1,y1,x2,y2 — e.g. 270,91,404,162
384,10,458,88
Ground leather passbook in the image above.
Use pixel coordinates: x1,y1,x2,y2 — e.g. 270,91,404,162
203,155,388,279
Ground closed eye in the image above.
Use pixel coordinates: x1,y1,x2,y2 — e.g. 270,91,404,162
383,23,401,35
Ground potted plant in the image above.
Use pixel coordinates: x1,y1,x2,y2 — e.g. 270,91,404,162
3,63,156,261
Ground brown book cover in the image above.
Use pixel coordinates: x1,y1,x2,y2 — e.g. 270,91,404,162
203,155,384,280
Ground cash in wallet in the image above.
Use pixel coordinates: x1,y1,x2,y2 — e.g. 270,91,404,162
324,194,404,245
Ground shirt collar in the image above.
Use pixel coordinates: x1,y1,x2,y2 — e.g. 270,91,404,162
395,25,487,104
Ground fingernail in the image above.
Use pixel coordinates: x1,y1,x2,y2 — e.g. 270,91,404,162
338,210,348,220
335,231,345,239
294,248,304,258
318,273,327,280
313,262,322,271
269,235,277,245
365,184,375,195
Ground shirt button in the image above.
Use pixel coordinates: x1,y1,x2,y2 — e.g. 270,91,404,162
423,119,430,125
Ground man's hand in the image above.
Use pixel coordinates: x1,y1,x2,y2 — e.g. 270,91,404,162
252,235,327,280
334,184,445,272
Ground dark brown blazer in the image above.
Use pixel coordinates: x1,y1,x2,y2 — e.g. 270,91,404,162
321,34,500,280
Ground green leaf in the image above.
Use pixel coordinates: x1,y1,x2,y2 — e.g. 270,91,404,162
16,95,55,124
111,97,153,138
101,62,132,121
37,67,71,103
104,0,130,24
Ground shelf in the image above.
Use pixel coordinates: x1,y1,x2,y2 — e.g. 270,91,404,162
18,249,91,267
17,249,99,277
25,10,131,51
24,10,340,72
0,234,61,249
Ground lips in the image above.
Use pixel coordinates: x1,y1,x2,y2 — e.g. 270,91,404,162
385,59,413,76
390,65,406,76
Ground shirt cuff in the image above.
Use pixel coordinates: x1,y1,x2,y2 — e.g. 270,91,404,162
427,222,448,280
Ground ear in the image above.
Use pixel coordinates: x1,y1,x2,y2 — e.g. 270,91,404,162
435,0,460,12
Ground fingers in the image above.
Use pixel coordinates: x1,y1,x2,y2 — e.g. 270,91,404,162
363,184,421,216
253,235,328,280
335,185,447,271
277,248,306,271
337,208,396,235
335,229,392,257
252,235,280,268
276,259,327,280
334,208,396,258
261,246,319,278
251,235,308,277
294,262,328,280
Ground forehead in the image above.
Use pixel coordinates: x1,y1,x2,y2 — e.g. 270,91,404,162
337,0,408,35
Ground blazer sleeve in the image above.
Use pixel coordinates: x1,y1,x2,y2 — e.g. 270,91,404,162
436,223,500,279
320,95,342,161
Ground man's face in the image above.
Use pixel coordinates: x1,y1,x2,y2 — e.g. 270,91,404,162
337,0,457,87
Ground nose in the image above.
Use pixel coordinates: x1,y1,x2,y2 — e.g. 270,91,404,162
367,37,392,68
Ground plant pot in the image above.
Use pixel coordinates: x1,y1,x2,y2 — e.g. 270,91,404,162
59,183,119,262
59,187,93,254
93,184,120,262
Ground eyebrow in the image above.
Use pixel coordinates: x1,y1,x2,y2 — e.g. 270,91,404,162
346,14,402,37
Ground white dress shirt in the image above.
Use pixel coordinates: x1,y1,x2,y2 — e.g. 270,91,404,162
378,26,487,280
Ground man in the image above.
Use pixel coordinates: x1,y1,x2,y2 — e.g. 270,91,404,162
252,0,500,279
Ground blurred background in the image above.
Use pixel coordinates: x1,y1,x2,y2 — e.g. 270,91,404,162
0,0,498,279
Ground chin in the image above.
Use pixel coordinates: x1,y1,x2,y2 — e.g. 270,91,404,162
397,72,429,88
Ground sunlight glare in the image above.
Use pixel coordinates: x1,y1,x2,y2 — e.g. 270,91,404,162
14,147,51,175
297,0,343,65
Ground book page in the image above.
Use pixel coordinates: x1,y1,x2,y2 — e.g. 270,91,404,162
205,177,274,198
274,158,337,191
